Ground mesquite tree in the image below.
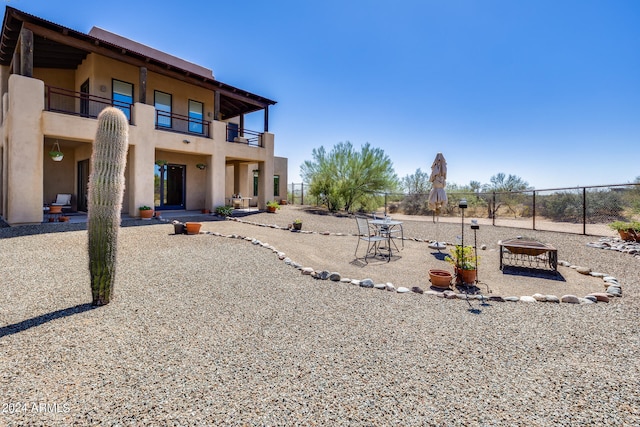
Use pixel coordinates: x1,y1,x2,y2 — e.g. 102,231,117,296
88,107,129,306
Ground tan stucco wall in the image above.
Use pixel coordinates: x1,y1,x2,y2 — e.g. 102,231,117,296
5,75,45,224
0,53,280,224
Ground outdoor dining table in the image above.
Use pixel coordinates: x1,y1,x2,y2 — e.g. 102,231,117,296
370,219,403,261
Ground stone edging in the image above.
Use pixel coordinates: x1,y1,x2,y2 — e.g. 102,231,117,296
173,217,624,305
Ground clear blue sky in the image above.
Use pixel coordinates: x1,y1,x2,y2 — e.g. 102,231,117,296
10,0,640,189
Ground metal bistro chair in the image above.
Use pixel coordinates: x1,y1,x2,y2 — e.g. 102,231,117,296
355,216,385,263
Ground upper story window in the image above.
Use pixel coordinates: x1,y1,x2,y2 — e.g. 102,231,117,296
112,79,133,121
188,100,204,134
154,91,172,128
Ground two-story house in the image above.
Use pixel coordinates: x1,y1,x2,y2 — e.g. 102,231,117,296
0,7,287,225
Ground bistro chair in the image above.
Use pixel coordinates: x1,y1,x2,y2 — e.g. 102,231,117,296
355,216,385,263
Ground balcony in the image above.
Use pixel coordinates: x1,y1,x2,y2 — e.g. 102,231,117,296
226,124,263,147
45,86,132,123
155,110,210,138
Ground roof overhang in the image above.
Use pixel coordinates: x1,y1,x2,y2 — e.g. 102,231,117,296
0,7,276,119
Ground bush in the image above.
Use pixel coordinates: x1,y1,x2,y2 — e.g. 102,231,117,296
215,205,233,217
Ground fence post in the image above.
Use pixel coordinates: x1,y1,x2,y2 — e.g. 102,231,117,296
301,183,304,205
583,187,587,235
532,190,536,231
492,192,496,226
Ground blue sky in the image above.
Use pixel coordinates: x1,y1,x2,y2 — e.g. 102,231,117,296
11,0,640,189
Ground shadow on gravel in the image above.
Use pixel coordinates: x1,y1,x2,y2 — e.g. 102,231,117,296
501,266,566,282
0,303,96,338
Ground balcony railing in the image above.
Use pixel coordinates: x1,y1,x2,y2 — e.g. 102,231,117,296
155,110,210,138
226,125,262,147
45,86,132,123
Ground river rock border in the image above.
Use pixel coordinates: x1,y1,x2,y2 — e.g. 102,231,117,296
183,217,624,305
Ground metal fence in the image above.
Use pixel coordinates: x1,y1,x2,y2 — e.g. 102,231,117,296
288,182,640,236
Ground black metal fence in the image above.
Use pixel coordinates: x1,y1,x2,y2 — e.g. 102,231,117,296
288,182,640,236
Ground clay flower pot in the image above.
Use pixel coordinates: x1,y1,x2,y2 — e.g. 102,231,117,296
456,268,477,285
185,222,202,235
140,209,154,220
429,269,452,289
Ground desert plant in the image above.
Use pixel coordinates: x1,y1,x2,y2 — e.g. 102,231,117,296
87,107,129,306
139,205,152,210
445,245,478,270
215,205,234,217
267,200,281,209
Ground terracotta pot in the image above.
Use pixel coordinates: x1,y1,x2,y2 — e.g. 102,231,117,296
429,269,452,288
140,209,154,219
185,222,202,235
49,205,63,214
58,216,69,222
266,206,277,213
201,209,210,214
280,200,288,205
619,229,632,241
456,268,477,285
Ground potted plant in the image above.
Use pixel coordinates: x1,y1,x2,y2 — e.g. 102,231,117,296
49,150,64,161
155,159,168,167
139,205,154,219
266,200,280,213
49,141,64,161
445,245,478,285
292,218,302,230
201,208,210,214
608,221,639,241
215,205,234,217
196,163,207,170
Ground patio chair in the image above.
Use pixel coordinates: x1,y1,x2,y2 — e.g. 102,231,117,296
355,216,385,263
51,193,72,212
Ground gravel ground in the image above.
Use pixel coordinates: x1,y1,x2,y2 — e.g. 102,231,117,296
1,206,639,426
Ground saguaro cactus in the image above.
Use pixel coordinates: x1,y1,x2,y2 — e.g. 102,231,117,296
88,107,129,306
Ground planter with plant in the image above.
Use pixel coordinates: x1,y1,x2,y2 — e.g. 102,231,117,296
139,205,154,219
266,200,281,213
49,150,64,161
196,163,207,170
445,245,479,285
292,218,302,230
608,221,640,241
215,205,234,217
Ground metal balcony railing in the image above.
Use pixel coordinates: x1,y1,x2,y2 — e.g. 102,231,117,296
45,86,132,123
155,110,211,138
226,125,262,147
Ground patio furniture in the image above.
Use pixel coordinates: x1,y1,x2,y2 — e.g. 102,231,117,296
52,193,72,212
370,218,404,262
499,238,558,271
355,216,385,263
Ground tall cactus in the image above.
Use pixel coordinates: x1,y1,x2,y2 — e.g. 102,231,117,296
88,107,129,306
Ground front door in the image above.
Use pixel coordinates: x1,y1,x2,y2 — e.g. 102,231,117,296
155,163,185,210
77,159,90,212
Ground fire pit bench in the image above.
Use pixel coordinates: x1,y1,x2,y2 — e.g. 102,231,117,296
498,238,558,272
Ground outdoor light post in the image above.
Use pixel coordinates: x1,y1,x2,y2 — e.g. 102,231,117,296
471,219,479,283
458,198,468,276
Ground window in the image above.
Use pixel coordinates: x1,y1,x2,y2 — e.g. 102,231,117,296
274,175,280,197
154,91,172,128
188,100,204,134
112,79,133,120
253,171,259,197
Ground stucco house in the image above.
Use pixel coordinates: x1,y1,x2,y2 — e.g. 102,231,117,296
0,7,287,226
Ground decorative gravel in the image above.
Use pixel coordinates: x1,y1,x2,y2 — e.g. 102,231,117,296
1,206,639,426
